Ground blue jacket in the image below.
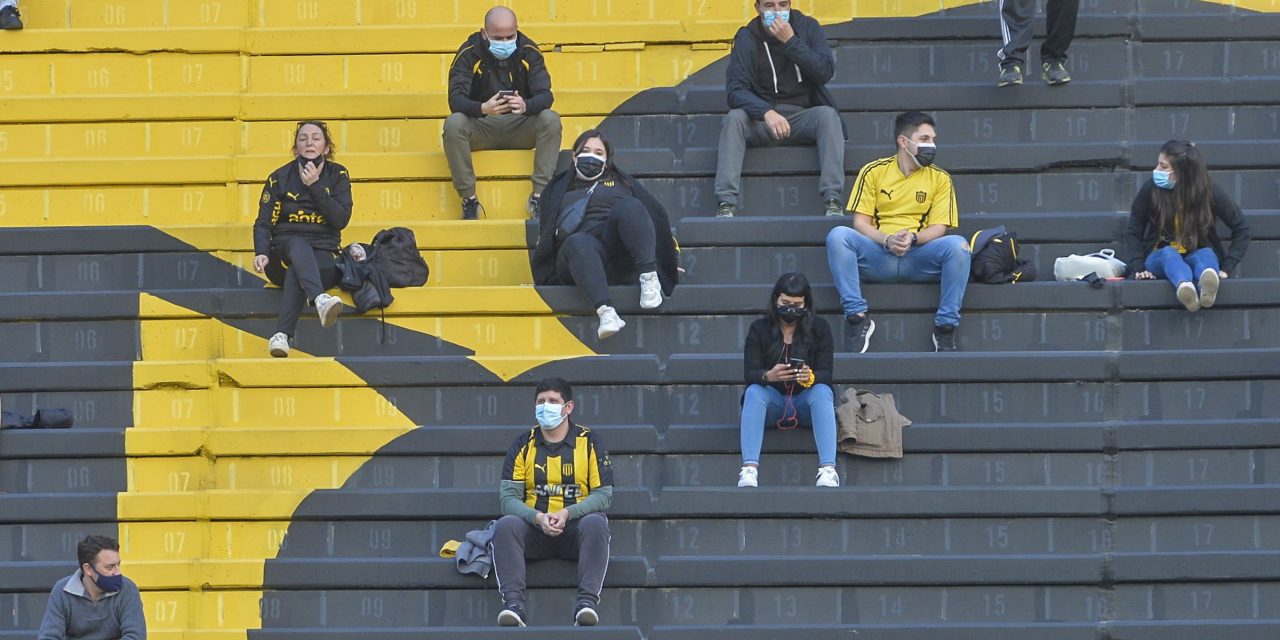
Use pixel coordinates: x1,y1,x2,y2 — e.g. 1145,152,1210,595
725,11,847,140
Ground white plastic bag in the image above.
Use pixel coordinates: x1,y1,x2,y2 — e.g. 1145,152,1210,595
1053,248,1127,282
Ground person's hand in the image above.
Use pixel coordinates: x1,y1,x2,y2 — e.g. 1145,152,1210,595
764,363,800,383
347,244,367,262
503,92,527,115
763,110,791,140
796,366,813,383
1218,270,1228,279
544,509,570,531
767,16,796,43
534,512,558,536
300,161,321,186
1134,271,1155,280
253,255,269,273
886,230,912,256
481,93,513,116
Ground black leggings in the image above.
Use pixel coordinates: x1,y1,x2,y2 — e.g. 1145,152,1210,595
554,196,658,308
264,237,342,337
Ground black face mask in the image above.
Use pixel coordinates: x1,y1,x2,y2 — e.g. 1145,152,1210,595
776,304,806,323
574,153,606,181
911,142,937,168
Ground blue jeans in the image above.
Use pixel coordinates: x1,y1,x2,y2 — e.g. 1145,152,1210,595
739,383,837,467
1145,246,1219,292
825,227,971,327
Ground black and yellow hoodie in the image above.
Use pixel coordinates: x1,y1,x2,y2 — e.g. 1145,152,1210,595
253,160,353,256
447,30,554,118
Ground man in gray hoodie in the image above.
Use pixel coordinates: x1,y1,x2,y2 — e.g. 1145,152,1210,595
38,535,146,640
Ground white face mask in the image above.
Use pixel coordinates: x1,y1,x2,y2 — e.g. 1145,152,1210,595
535,402,564,430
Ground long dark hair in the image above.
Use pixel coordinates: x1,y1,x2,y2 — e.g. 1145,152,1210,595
766,272,815,361
570,129,617,181
1151,139,1213,253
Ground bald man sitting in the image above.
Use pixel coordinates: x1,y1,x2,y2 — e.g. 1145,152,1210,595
445,6,562,220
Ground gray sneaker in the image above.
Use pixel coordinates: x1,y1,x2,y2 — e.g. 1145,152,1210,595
823,198,844,217
998,64,1023,87
715,201,737,218
1042,61,1072,85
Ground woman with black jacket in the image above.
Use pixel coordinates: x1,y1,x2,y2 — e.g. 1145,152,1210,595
1122,139,1251,312
252,120,354,357
529,130,680,339
738,272,839,488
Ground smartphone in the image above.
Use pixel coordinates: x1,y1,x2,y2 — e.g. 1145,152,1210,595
788,357,806,370
497,90,517,99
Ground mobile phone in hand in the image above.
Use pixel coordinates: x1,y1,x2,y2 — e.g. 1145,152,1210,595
788,357,806,371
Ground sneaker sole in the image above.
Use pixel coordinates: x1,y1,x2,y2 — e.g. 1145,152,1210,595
269,345,289,358
737,480,758,488
639,294,662,310
997,79,1022,87
575,609,599,626
1177,283,1202,312
497,611,525,627
597,322,625,340
318,301,342,328
932,334,957,352
1198,270,1220,308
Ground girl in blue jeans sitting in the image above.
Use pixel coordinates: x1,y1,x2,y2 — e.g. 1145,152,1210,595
738,272,840,488
1122,140,1251,311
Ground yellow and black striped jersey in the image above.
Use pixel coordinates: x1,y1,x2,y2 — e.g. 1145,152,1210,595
846,156,958,234
501,424,613,514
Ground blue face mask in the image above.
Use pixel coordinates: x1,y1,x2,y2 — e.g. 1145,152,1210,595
488,38,517,61
93,572,124,593
762,10,790,28
535,402,564,430
1152,169,1175,190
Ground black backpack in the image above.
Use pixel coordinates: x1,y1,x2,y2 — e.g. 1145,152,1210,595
371,227,429,288
969,226,1038,284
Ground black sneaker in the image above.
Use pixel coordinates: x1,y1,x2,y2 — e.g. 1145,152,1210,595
497,602,527,627
715,201,736,218
1042,61,1071,85
527,193,541,220
461,197,483,221
997,64,1023,87
0,7,22,30
823,198,844,217
932,325,958,352
844,314,875,353
574,602,599,627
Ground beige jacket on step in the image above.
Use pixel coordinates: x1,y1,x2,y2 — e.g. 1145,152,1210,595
836,388,911,459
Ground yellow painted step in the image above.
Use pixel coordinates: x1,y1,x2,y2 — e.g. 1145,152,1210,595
129,426,426,457
136,220,528,252
0,182,541,227
131,387,417,429
121,520,293,562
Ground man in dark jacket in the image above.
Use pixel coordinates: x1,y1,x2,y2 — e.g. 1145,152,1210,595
445,6,562,220
713,0,845,218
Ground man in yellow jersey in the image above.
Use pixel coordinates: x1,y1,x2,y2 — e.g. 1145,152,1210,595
492,377,614,628
825,111,970,353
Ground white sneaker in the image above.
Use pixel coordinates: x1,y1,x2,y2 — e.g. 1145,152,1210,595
737,466,758,488
315,293,343,327
638,271,662,309
816,466,840,487
268,332,290,358
1198,268,1220,309
1176,281,1201,312
596,305,626,339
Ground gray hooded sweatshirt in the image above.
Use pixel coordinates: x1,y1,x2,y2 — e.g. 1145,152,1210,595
38,569,146,640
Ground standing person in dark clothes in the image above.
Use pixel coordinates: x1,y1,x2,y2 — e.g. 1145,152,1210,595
445,6,562,220
253,120,353,358
38,535,146,640
491,377,614,627
1123,139,1251,312
713,0,846,218
529,130,681,340
996,0,1078,86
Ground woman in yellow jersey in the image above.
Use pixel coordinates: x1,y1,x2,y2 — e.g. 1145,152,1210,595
1122,140,1251,312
